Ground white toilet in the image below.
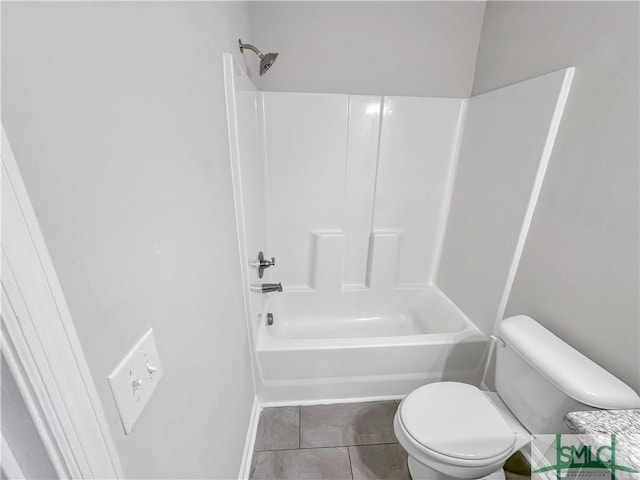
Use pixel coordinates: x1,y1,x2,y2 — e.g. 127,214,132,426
394,315,640,480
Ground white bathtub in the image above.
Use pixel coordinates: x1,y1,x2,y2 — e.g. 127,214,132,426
256,286,489,403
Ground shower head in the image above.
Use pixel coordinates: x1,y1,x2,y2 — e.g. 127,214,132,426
238,39,279,76
259,52,279,75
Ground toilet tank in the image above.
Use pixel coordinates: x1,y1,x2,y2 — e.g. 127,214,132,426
495,315,640,433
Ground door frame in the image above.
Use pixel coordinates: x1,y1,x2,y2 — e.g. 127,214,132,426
1,127,124,478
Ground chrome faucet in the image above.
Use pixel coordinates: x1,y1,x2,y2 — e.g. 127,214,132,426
251,283,283,293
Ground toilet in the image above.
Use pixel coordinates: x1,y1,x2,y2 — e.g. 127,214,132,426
394,315,640,480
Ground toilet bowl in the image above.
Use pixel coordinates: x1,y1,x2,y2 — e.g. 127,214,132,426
394,382,527,480
393,316,640,480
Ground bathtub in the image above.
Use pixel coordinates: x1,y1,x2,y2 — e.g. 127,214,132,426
256,285,489,403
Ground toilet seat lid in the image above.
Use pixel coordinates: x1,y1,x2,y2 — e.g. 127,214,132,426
399,382,515,461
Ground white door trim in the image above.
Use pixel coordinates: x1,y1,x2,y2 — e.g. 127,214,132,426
1,321,72,478
1,127,124,478
1,433,26,480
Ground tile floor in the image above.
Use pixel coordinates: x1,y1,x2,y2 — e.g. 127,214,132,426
249,400,531,480
250,400,407,480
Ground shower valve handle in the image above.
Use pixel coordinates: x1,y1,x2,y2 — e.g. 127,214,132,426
256,251,275,278
260,255,275,268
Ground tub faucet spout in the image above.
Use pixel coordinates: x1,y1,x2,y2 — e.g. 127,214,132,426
251,282,283,293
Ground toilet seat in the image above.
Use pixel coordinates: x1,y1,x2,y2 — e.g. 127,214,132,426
398,382,516,464
395,414,513,468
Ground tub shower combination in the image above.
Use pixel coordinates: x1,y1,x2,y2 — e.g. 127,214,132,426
258,287,487,399
224,53,574,403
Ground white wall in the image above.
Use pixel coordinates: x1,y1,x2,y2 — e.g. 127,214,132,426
261,92,463,292
248,1,486,97
437,69,573,335
474,1,640,391
2,2,256,477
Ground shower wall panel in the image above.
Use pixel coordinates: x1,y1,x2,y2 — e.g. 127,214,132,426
262,93,349,289
374,97,464,287
342,96,382,289
224,55,269,343
235,68,268,332
261,92,464,291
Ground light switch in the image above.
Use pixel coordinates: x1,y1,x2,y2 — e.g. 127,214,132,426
108,328,163,434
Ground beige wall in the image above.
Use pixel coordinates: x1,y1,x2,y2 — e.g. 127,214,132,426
2,2,256,477
474,1,639,391
248,1,486,97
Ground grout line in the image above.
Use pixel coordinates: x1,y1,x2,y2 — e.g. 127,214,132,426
258,445,354,453
297,405,301,450
349,441,400,447
258,442,400,453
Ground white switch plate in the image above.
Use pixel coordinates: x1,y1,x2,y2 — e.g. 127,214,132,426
108,328,163,434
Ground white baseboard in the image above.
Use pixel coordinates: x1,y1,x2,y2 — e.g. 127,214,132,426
238,396,261,480
260,394,404,408
519,445,533,469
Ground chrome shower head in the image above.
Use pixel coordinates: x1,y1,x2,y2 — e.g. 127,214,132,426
259,52,279,75
239,39,279,76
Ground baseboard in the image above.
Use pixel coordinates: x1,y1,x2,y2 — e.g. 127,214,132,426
238,396,261,480
519,445,533,469
260,394,404,408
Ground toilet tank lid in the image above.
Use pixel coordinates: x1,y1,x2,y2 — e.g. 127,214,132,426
499,316,640,410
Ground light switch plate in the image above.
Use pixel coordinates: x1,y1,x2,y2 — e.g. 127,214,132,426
108,328,163,434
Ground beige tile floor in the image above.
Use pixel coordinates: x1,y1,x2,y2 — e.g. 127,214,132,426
250,400,531,480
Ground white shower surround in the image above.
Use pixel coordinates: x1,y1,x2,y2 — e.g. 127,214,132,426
262,92,465,290
223,54,574,403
